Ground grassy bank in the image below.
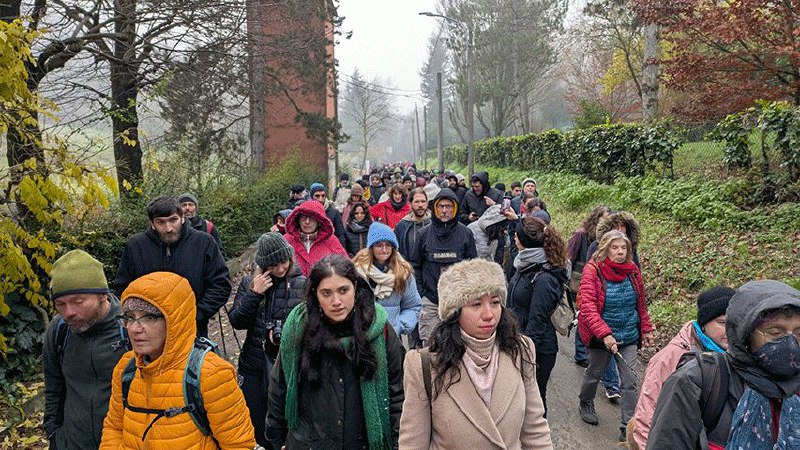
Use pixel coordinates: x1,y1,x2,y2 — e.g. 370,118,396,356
455,165,800,339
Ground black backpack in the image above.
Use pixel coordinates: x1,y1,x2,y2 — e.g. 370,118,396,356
677,351,734,448
120,337,220,447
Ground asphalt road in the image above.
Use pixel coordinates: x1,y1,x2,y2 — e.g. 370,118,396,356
548,333,632,450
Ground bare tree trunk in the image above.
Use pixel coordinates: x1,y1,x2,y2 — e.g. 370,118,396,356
246,0,267,171
642,23,660,123
111,0,143,194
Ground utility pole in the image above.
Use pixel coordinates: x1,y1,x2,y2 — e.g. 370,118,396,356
423,106,428,170
437,72,444,173
415,104,423,167
466,23,474,177
411,117,417,163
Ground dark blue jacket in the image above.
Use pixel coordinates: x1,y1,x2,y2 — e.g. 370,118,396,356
508,264,568,355
228,267,306,374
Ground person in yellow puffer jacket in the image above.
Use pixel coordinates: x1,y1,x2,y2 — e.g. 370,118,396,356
100,272,255,450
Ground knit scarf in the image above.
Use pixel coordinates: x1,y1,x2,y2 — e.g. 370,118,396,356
693,320,726,353
513,247,548,271
280,303,391,450
356,265,396,300
598,258,637,282
726,388,800,449
390,198,406,211
460,329,500,407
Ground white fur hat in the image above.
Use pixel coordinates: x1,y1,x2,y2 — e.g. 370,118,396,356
437,259,507,320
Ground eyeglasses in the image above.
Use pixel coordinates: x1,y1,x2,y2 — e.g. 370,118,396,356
754,327,800,341
117,314,164,328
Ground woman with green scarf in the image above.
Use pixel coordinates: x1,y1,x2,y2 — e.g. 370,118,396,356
266,254,405,450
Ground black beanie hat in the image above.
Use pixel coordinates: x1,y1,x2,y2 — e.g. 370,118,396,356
697,285,736,326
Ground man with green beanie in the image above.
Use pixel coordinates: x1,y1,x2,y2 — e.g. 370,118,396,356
43,250,128,450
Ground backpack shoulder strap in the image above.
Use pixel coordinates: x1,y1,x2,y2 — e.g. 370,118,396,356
184,337,219,441
54,317,70,366
419,348,432,405
698,352,730,435
205,220,214,234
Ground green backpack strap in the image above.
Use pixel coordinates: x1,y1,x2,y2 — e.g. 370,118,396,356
121,338,221,448
184,336,219,443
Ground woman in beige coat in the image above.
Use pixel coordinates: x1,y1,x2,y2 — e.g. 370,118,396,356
399,258,552,450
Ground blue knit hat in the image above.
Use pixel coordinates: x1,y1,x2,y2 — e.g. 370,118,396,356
367,222,398,249
309,183,326,196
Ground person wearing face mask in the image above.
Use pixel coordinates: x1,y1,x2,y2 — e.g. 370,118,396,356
228,233,306,448
266,255,405,450
353,222,422,338
577,230,655,443
647,281,800,450
628,285,735,450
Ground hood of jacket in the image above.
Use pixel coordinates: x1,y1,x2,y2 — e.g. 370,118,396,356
726,280,800,398
430,188,460,226
595,211,640,248
286,199,335,241
121,272,196,373
477,204,507,232
470,171,491,197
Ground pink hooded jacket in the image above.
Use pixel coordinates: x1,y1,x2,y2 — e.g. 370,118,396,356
632,321,701,449
284,200,348,276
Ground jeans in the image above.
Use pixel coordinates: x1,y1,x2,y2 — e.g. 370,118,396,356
575,333,620,391
579,345,640,429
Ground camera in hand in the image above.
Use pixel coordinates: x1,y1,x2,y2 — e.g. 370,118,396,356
265,320,283,346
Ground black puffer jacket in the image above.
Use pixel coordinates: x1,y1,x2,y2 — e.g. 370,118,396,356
507,263,568,355
459,171,504,224
266,324,405,450
229,268,306,374
114,221,231,336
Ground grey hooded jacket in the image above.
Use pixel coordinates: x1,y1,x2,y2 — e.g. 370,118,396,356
647,280,800,449
43,296,127,450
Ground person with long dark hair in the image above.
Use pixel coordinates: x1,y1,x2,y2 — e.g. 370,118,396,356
344,201,373,257
266,254,405,450
507,217,569,418
399,259,552,449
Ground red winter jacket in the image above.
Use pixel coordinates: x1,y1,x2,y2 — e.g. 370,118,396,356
577,259,653,347
284,201,348,276
370,200,410,230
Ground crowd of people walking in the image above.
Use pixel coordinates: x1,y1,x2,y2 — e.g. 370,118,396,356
42,162,800,449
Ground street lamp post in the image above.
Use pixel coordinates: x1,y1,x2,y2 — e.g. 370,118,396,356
419,12,474,176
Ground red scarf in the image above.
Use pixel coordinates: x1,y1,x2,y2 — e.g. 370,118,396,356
598,258,637,282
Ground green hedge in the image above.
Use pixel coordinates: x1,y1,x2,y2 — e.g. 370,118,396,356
443,122,681,183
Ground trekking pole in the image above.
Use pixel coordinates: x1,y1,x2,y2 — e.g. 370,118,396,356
218,310,228,358
223,303,243,351
612,350,642,390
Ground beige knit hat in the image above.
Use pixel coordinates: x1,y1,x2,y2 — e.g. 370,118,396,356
437,259,508,320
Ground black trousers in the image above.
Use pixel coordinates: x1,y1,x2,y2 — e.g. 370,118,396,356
240,365,270,447
536,352,557,418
